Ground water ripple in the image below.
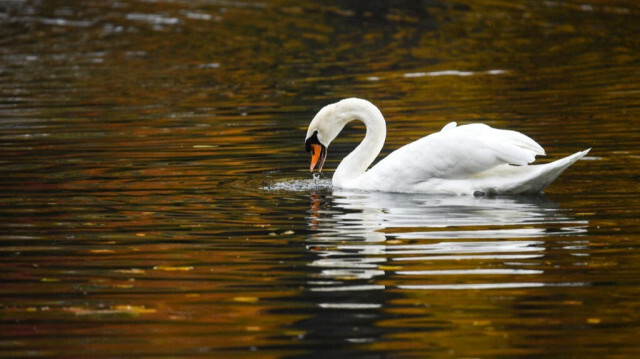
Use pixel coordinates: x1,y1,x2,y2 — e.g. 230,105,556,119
399,282,589,290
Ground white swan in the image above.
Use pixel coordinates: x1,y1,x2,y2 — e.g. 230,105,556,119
305,98,589,195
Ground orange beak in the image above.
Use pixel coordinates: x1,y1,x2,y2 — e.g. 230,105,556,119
309,143,327,172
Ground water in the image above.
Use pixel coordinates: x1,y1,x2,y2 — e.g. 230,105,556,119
1,0,639,357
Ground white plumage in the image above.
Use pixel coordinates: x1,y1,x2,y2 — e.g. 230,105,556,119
305,98,589,195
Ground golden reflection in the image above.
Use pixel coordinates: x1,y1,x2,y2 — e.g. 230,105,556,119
307,192,324,230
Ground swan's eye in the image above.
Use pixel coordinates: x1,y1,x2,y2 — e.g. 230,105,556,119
305,130,320,153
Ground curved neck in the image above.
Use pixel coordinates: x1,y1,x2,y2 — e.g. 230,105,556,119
333,102,386,187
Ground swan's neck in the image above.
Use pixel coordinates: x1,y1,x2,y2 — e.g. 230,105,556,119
333,105,386,187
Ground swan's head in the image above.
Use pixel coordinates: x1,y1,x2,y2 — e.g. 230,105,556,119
305,98,384,173
304,100,351,172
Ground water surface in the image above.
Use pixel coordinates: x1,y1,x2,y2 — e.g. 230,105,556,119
1,0,640,357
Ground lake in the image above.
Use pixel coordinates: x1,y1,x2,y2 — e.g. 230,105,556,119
1,0,639,357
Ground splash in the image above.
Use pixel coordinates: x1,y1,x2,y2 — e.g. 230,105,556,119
264,174,332,192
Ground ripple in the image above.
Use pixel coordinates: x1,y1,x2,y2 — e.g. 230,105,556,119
328,240,545,256
400,282,588,290
318,303,382,309
396,269,544,275
126,13,180,25
310,284,386,292
403,69,509,78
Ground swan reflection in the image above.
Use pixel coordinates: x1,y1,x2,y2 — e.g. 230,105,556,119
308,189,586,241
306,189,588,293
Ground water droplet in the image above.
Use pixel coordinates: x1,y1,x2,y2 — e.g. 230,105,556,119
312,172,320,183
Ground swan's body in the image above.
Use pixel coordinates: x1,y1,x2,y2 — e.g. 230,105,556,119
305,98,589,195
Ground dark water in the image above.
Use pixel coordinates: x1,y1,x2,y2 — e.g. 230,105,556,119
1,0,640,357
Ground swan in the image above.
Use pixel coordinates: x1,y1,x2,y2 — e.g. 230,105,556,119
305,98,589,195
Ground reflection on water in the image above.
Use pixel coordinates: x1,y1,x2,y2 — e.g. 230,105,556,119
306,190,588,296
294,190,603,355
311,190,587,240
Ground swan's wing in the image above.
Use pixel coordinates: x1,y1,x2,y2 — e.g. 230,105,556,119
363,122,545,185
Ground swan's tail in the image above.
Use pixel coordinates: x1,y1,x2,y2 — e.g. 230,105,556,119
478,149,591,194
512,148,591,194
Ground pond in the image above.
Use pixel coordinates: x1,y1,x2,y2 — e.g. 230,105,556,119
1,0,639,357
